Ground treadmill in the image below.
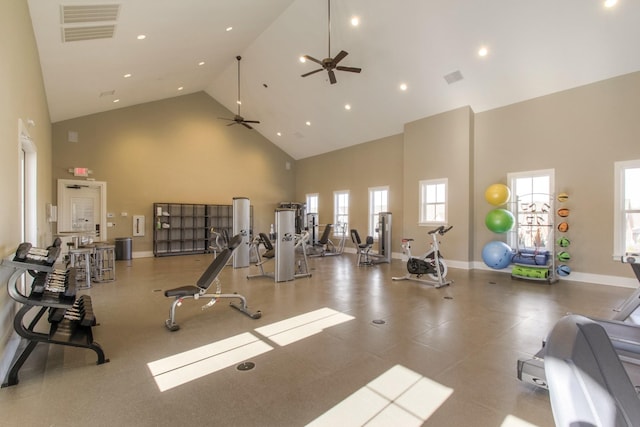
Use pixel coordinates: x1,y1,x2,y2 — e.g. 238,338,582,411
517,254,640,390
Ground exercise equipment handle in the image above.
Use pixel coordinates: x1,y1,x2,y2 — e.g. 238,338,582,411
427,226,443,235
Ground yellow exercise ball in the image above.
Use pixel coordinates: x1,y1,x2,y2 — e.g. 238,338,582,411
485,184,511,206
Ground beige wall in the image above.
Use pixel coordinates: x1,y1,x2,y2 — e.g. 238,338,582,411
403,107,474,263
0,0,53,376
295,134,404,253
475,72,640,279
295,73,640,282
52,92,296,254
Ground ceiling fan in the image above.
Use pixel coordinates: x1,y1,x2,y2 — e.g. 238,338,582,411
301,0,362,85
219,56,260,129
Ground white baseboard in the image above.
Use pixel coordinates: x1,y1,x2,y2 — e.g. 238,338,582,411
132,251,154,259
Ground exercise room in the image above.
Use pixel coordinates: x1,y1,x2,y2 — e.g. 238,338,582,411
2,1,640,426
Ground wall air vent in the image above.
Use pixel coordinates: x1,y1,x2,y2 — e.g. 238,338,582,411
61,4,120,24
63,25,116,42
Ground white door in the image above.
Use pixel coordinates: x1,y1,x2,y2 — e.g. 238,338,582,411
58,179,107,242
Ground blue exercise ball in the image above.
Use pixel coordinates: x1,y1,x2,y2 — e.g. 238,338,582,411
482,241,513,269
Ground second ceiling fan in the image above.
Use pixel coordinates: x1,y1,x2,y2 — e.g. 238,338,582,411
219,56,260,129
301,0,362,85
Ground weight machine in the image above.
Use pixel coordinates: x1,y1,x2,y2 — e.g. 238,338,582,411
232,197,251,268
350,212,392,265
247,209,311,282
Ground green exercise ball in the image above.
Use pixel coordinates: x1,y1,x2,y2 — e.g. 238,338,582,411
485,208,515,233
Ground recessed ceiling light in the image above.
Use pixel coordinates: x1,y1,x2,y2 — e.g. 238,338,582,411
344,104,351,110
198,61,205,66
123,73,132,78
399,83,407,91
604,0,618,7
478,46,489,57
113,99,120,103
177,86,184,91
226,26,233,32
277,132,282,136
306,121,311,126
351,16,359,26
299,56,306,63
137,34,146,40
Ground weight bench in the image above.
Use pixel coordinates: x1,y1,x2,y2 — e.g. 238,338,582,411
164,233,261,331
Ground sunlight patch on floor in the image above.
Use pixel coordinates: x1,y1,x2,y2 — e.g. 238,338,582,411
501,414,539,427
148,307,354,391
147,332,273,392
254,307,355,346
306,365,453,426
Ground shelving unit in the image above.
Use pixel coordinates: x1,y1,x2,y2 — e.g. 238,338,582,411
153,203,252,257
511,193,557,283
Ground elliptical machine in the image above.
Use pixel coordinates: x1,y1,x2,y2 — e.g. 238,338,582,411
392,225,453,288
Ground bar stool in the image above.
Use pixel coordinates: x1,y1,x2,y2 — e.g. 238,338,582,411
69,247,93,289
93,243,116,282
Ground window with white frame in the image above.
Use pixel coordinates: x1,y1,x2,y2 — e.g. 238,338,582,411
334,190,349,236
369,186,389,238
507,169,554,249
419,179,447,225
614,159,640,257
306,193,318,214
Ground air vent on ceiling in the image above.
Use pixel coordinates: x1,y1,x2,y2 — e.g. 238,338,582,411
63,25,116,42
60,4,119,42
61,4,120,24
444,70,464,85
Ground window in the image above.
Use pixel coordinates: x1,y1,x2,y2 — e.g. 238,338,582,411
614,159,640,257
369,186,389,238
507,169,554,249
334,190,349,236
419,179,447,225
306,193,318,214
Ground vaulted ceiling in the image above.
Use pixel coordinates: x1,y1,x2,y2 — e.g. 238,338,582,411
27,0,640,159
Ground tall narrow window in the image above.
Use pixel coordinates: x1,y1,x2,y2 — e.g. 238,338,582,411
419,179,447,225
614,160,640,258
369,186,389,238
306,193,318,214
507,169,554,249
334,190,349,236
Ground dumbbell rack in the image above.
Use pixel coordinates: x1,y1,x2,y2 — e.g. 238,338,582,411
1,242,108,387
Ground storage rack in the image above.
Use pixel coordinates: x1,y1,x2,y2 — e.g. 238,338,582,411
511,193,557,284
153,203,253,256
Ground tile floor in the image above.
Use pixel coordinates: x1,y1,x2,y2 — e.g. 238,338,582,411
0,252,634,426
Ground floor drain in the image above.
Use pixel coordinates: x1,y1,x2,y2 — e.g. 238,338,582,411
237,362,255,371
152,289,162,293
372,319,386,324
444,296,453,300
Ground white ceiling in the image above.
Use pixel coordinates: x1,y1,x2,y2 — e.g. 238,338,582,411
28,0,640,159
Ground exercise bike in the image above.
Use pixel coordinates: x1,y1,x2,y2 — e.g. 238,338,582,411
392,225,453,288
